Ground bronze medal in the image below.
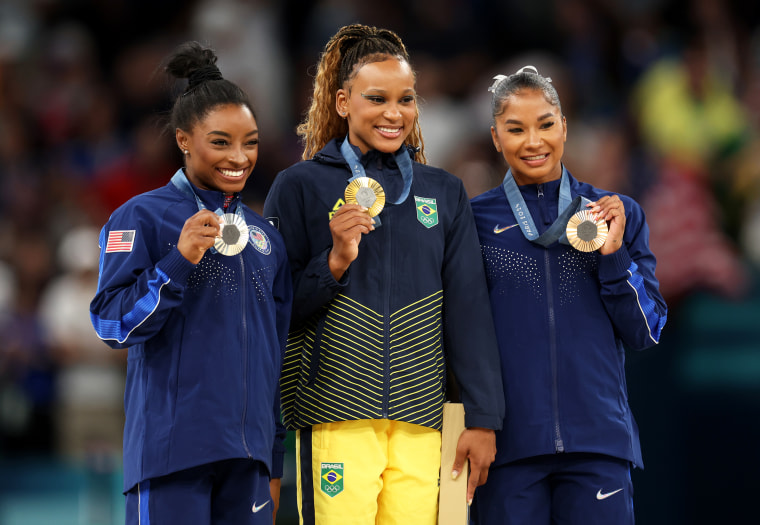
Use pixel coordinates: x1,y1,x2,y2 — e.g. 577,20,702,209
566,210,608,252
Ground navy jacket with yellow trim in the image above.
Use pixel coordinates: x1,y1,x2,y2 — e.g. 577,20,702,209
263,138,504,432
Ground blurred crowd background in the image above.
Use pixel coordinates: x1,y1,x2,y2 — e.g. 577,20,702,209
0,0,759,523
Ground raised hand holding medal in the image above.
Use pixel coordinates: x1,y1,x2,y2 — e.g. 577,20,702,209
176,209,226,264
328,201,375,281
329,136,414,281
171,170,249,264
586,195,626,255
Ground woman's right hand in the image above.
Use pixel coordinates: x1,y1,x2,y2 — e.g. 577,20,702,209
177,209,223,264
328,203,374,280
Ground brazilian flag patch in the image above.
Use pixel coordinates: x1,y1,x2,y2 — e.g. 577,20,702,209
320,462,344,498
415,196,438,228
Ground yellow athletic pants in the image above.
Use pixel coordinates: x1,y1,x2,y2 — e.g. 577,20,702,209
296,419,441,525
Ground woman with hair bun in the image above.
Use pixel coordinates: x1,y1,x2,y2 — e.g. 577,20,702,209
264,23,504,525
469,65,668,525
90,41,292,524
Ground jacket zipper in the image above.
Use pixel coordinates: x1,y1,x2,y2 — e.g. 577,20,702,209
538,183,564,453
537,183,550,225
546,249,564,452
374,155,392,419
238,250,252,457
382,211,392,418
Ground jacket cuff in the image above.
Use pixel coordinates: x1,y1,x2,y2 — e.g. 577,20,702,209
598,244,633,282
270,449,285,479
317,248,349,289
464,411,503,431
157,246,196,287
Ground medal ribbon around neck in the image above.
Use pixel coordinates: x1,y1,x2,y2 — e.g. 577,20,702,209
501,167,596,249
340,137,414,226
171,170,249,256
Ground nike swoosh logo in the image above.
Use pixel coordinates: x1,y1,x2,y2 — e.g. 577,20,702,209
252,500,270,513
494,224,518,234
596,488,623,500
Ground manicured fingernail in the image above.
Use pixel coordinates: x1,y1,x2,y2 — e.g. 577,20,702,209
451,470,459,479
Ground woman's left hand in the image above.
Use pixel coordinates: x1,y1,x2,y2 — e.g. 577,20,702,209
589,195,626,255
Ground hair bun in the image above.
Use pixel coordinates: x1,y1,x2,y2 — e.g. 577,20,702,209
187,65,223,88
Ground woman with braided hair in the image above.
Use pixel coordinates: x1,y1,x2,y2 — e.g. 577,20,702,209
264,24,504,524
90,41,292,524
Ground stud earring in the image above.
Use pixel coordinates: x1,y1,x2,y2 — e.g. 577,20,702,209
183,149,189,155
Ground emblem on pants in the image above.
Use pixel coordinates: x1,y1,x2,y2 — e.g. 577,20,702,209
320,462,344,497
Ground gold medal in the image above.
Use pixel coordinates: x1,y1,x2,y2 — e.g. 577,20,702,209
566,210,608,252
344,177,386,217
214,213,249,256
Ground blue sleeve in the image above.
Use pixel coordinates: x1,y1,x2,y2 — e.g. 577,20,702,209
89,207,196,349
443,180,504,430
270,234,292,479
598,199,668,350
270,389,287,479
263,169,347,326
271,232,294,359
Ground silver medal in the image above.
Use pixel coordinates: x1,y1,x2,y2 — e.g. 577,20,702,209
214,213,249,256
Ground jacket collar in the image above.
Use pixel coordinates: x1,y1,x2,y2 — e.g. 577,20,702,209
314,137,416,168
171,168,241,211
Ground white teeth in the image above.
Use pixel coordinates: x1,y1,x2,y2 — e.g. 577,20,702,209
524,154,547,161
378,127,401,134
220,168,245,177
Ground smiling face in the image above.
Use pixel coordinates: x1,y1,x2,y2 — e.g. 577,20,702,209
491,88,567,185
336,57,417,155
176,103,258,194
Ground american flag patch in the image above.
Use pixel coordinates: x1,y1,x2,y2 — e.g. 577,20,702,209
105,230,135,253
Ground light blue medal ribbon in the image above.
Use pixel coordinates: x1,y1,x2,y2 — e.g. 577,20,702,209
340,137,414,227
501,167,589,247
170,169,247,255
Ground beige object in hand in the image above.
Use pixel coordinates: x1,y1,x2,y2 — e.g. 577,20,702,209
438,403,468,525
